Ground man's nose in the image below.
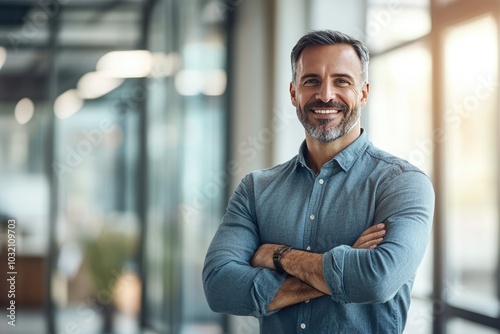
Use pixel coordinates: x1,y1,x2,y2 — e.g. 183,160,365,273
316,83,336,103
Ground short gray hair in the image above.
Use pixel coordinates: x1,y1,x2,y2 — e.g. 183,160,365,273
291,30,370,84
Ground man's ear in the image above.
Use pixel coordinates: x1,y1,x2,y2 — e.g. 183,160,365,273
360,82,370,108
290,82,297,107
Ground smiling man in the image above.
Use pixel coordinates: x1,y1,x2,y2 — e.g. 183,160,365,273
203,30,434,333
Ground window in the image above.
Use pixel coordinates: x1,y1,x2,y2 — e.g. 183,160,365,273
443,14,499,316
368,1,500,332
369,41,433,175
366,0,430,53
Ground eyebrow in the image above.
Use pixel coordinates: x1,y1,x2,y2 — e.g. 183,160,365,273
299,72,356,82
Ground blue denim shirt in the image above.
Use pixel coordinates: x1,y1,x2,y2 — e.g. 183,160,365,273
203,130,435,333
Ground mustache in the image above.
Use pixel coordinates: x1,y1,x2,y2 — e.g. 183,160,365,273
305,100,349,112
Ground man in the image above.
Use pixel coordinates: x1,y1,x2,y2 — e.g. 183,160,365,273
203,30,434,333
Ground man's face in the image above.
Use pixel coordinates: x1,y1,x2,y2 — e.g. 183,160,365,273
290,44,369,143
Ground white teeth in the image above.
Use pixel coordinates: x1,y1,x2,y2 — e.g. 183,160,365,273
314,109,340,114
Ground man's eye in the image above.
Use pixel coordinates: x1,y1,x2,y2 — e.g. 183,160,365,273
304,79,319,85
336,79,350,85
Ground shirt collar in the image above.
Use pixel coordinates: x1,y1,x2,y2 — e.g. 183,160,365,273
296,129,370,172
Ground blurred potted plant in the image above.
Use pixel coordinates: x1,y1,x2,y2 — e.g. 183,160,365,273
83,216,138,333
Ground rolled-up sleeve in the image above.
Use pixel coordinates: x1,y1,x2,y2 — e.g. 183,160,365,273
202,175,286,317
323,170,435,304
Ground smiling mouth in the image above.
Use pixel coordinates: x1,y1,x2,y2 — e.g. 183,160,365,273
312,109,341,114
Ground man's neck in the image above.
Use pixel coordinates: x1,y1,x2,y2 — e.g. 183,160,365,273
305,126,361,174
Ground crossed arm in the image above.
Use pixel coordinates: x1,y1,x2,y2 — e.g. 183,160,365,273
251,223,386,312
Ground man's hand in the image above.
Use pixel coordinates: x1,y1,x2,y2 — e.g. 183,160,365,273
352,223,386,249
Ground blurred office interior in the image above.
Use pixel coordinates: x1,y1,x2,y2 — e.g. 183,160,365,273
0,0,498,333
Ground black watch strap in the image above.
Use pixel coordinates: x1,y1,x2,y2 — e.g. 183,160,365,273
273,246,293,273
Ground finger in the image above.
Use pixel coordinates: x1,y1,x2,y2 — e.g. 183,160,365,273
353,229,386,249
356,229,385,244
369,238,384,248
359,223,385,237
358,237,384,249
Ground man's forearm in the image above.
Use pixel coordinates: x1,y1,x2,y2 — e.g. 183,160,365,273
251,244,331,295
280,249,332,295
251,225,387,307
283,223,386,292
267,276,325,312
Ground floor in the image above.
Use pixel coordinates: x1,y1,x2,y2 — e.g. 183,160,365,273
0,307,139,334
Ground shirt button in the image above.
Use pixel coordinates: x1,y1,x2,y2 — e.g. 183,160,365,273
306,246,311,251
319,179,324,184
300,323,306,329
305,299,310,303
309,214,315,221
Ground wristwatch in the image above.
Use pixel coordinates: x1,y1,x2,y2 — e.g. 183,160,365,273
273,246,293,273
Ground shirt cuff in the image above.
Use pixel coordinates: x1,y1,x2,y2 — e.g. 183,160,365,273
251,267,287,317
323,245,349,303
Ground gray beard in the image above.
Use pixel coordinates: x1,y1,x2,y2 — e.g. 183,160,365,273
298,105,361,143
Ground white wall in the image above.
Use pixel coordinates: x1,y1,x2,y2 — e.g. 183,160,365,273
228,1,276,331
229,0,274,193
271,0,310,165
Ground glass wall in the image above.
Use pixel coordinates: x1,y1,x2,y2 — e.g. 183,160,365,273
367,0,500,333
443,13,499,318
365,0,430,53
369,42,433,175
143,0,228,333
51,4,145,334
0,1,229,333
0,62,50,334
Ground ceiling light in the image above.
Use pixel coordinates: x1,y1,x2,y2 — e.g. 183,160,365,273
175,69,204,96
54,89,84,119
14,98,35,125
202,69,227,96
77,71,124,99
96,50,153,78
